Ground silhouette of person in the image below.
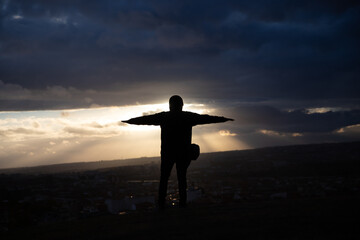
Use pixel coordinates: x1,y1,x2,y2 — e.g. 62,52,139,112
122,95,233,209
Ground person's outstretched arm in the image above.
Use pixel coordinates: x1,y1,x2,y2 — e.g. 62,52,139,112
122,112,163,125
193,113,234,125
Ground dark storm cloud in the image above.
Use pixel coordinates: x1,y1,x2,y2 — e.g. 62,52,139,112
1,0,360,140
229,106,360,133
1,0,359,90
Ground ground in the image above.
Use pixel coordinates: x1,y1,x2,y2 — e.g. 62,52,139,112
3,195,359,240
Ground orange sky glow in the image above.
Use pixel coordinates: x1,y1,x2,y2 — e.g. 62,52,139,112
0,102,243,169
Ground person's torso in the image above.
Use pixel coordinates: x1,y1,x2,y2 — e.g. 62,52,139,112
160,111,195,158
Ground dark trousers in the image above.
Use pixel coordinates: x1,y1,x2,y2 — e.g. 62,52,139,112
158,157,191,208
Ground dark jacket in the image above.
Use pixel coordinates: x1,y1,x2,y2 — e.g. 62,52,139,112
126,111,229,159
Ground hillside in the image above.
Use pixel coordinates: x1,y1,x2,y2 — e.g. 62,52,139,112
1,141,359,174
1,141,360,239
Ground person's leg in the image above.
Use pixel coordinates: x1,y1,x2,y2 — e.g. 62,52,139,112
158,159,174,209
176,159,191,208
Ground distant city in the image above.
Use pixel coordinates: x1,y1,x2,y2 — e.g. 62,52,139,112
1,141,359,232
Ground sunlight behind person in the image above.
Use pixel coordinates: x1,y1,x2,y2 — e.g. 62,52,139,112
0,101,243,169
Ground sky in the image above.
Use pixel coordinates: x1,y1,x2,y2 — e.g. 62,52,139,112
1,0,360,168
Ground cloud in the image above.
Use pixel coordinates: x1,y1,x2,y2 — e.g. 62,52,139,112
258,129,303,137
0,80,145,111
0,0,358,111
230,106,360,134
0,80,197,111
0,80,32,100
32,121,40,128
63,126,120,137
63,126,102,136
142,109,163,116
61,111,70,117
0,127,45,136
219,130,237,137
336,124,360,135
84,122,104,128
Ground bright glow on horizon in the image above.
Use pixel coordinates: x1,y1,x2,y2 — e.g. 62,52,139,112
0,102,242,169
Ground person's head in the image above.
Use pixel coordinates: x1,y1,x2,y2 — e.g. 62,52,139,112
169,95,183,112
